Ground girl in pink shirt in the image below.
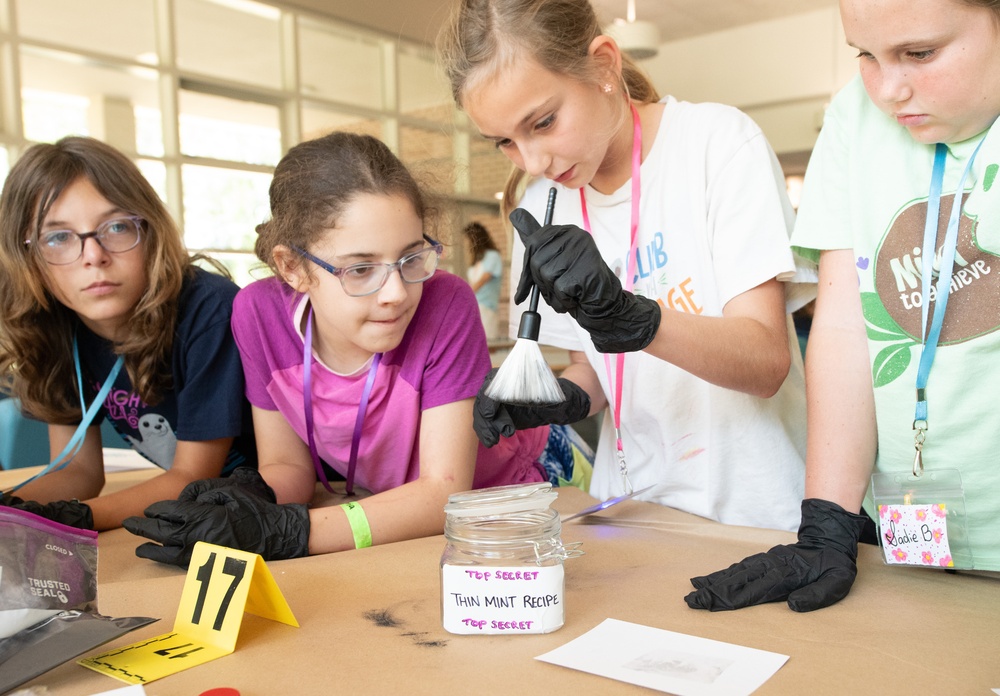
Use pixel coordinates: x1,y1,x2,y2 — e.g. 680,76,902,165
125,132,589,565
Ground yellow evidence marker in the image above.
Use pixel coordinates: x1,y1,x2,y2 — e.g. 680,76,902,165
78,542,298,685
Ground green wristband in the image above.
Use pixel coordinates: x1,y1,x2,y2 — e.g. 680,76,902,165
340,501,372,549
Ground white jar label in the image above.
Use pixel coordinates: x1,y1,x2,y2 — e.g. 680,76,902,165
441,564,565,634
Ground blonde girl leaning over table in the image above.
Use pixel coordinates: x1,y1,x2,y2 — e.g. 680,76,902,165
124,132,590,566
686,0,1000,613
437,0,810,532
0,136,257,531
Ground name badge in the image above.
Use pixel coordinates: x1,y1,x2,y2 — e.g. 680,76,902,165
877,504,954,567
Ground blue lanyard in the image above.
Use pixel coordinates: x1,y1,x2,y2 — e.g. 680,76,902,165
6,334,124,493
911,138,987,474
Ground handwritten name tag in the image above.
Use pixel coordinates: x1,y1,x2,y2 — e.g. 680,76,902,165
877,503,954,567
441,565,564,634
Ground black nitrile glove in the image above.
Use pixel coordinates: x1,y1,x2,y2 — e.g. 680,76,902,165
474,368,591,448
122,485,310,568
2,493,94,529
177,466,277,504
684,498,870,613
510,207,661,353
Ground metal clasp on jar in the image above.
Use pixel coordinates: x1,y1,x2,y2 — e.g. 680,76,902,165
531,540,585,564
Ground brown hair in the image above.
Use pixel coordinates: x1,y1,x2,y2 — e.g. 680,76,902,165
0,137,192,422
463,220,498,264
437,0,659,217
255,131,430,278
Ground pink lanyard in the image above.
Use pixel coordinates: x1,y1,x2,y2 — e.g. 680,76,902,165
303,307,380,495
578,102,642,495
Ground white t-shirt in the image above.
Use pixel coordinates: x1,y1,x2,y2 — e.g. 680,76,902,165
510,96,808,532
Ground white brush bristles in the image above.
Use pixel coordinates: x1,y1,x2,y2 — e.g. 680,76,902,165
485,338,566,405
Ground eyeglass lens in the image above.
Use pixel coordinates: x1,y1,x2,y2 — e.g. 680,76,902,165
37,218,141,265
341,247,439,296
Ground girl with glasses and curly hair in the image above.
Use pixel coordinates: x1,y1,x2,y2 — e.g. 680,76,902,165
0,136,257,531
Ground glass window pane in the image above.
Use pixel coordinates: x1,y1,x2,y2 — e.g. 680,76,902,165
194,251,270,288
301,106,382,142
21,88,89,142
400,124,454,195
179,91,281,166
182,164,271,251
20,48,161,152
399,45,452,124
136,159,167,204
299,18,383,109
0,148,10,190
135,106,164,157
175,0,282,88
17,0,158,65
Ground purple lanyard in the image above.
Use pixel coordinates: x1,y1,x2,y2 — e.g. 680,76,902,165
303,307,380,495
578,101,642,494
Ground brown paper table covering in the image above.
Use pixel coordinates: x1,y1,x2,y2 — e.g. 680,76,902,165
2,466,997,695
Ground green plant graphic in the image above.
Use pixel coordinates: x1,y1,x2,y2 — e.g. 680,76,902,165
861,292,917,387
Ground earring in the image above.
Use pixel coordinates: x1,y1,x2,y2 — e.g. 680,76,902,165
602,83,613,93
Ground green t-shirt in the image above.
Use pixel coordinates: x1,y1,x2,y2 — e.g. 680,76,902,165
792,75,1000,571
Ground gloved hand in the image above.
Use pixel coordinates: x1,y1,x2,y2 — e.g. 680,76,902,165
510,207,661,353
2,493,94,529
176,466,277,504
474,368,591,448
684,498,870,613
122,481,310,568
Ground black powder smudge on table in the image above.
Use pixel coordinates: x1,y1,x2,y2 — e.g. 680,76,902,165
364,609,402,628
364,610,449,648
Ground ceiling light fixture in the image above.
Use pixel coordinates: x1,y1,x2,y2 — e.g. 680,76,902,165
607,0,660,61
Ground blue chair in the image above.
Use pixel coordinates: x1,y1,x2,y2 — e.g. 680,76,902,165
0,396,127,470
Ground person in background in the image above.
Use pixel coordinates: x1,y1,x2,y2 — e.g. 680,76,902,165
0,136,256,531
124,132,590,566
463,220,503,340
685,0,1000,612
437,0,810,532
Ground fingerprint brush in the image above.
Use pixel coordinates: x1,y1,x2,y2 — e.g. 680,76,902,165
484,186,565,405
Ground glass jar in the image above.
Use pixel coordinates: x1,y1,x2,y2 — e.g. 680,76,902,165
440,482,582,635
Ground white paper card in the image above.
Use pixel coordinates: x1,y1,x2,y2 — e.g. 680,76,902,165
536,618,788,696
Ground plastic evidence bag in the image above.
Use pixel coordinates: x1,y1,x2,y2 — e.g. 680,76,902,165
870,469,973,570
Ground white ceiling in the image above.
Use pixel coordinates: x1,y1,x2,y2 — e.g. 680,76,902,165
283,0,840,46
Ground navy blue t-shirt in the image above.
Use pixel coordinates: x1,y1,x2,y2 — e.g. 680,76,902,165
76,266,257,474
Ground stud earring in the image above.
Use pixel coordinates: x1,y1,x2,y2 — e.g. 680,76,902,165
602,83,613,93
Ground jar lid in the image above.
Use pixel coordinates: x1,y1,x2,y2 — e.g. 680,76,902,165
444,482,557,517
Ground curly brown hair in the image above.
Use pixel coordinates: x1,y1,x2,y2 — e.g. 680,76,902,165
255,131,431,280
437,0,659,218
0,137,192,423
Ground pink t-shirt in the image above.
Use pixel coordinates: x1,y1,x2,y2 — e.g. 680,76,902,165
232,271,547,493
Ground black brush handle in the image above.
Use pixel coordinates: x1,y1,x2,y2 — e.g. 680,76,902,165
525,186,558,316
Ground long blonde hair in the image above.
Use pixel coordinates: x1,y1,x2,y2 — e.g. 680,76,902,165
0,137,192,422
437,0,659,217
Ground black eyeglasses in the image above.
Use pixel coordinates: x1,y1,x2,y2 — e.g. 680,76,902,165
292,238,443,297
26,216,143,265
